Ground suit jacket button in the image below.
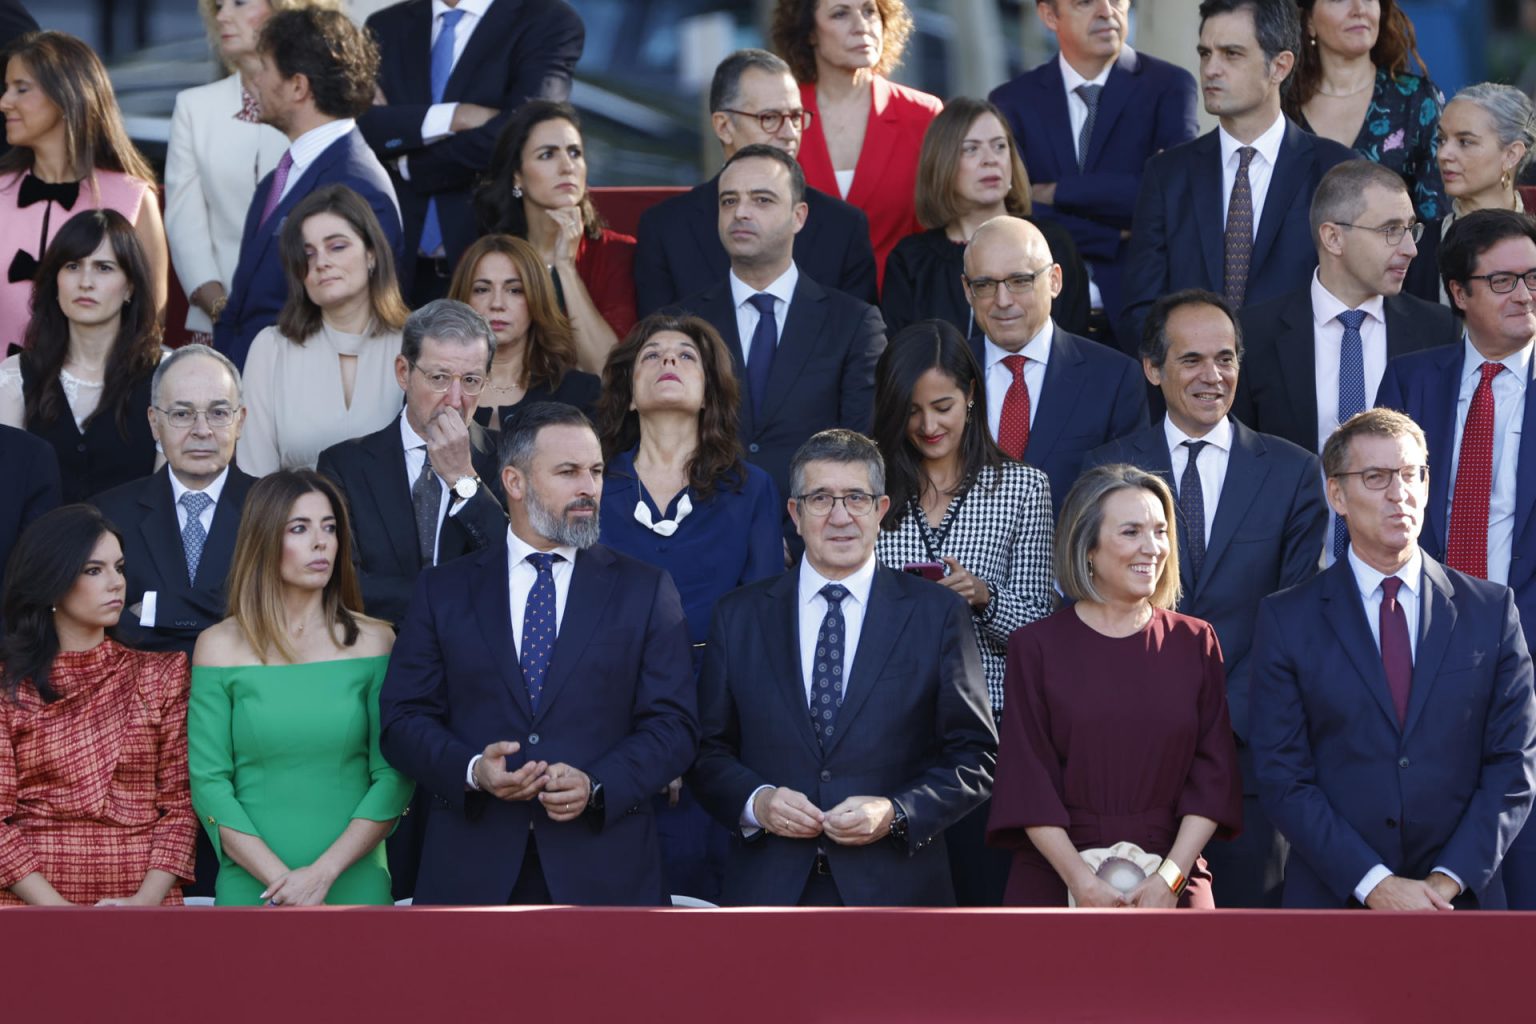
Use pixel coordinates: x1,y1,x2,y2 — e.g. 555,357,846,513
1398,758,1410,769
528,733,540,745
819,770,831,783
1385,818,1397,828
748,443,760,454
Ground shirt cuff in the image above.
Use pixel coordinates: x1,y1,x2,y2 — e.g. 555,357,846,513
740,784,773,835
397,156,411,182
1355,863,1393,904
1431,866,1465,895
421,103,457,144
466,754,483,791
139,591,158,629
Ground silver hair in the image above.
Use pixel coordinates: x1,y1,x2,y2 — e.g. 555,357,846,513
1451,83,1536,178
401,298,497,369
788,429,886,500
150,343,243,407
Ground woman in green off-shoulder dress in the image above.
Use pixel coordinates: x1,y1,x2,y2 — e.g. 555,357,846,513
189,470,412,906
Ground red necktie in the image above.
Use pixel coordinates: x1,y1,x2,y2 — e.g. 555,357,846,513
1446,362,1504,578
997,354,1031,460
1379,576,1412,725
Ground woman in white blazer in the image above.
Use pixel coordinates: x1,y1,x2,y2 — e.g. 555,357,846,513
164,0,337,340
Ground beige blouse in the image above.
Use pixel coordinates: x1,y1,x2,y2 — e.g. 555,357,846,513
237,322,403,476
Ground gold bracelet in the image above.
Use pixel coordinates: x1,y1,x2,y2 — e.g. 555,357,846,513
1156,858,1188,897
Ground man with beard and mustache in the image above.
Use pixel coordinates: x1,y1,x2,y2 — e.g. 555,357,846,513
380,401,697,905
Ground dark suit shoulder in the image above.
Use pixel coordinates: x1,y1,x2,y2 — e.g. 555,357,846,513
1382,340,1460,377
91,469,165,512
1129,49,1199,87
318,417,401,468
0,421,52,463
1238,287,1311,337
881,563,971,615
1235,419,1319,469
803,185,868,229
1058,327,1139,371
639,180,711,227
1436,560,1522,609
363,0,425,31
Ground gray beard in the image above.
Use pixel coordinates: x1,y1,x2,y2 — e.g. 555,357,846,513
526,484,600,549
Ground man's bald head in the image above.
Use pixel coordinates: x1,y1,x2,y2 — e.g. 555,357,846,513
962,215,1062,350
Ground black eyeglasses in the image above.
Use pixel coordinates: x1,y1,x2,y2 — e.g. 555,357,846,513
1335,221,1425,246
719,107,812,134
794,491,879,516
1333,464,1429,490
1464,269,1536,294
962,265,1054,301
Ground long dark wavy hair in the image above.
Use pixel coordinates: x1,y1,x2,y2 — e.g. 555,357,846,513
2,504,123,703
476,100,604,242
594,314,748,501
871,319,1006,531
21,209,160,435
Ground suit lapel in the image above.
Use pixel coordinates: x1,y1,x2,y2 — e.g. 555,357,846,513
1026,328,1087,467
689,179,725,273
1512,357,1536,554
535,546,617,720
845,78,901,211
684,284,750,436
361,418,421,573
759,276,826,426
1403,557,1457,740
197,470,252,590
444,0,512,100
824,568,914,759
1249,123,1307,280
397,0,434,102
472,542,532,719
1422,346,1464,552
1274,296,1319,441
1201,421,1269,591
1082,50,1137,170
1321,559,1401,729
1129,427,1189,593
1191,134,1226,290
765,569,825,761
138,470,190,589
1037,62,1080,178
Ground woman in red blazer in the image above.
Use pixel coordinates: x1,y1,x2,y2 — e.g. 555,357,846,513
772,0,942,290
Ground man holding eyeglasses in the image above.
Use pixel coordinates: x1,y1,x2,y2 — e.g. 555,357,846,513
1249,406,1536,910
691,429,994,906
635,49,877,315
318,299,507,627
1375,209,1536,907
962,215,1146,514
1235,161,1458,469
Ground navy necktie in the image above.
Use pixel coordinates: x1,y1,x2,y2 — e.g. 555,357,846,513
745,293,778,417
1334,309,1369,561
520,552,562,710
810,584,849,747
180,490,214,585
419,8,466,257
1074,83,1103,171
1179,440,1208,582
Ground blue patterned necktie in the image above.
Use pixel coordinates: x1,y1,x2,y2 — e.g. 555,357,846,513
1334,309,1369,560
418,7,466,257
1178,440,1208,582
745,293,778,417
520,552,562,710
810,584,849,746
1074,84,1103,171
1223,146,1256,305
180,490,214,585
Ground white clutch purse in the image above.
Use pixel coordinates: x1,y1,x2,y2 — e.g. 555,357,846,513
1067,841,1164,907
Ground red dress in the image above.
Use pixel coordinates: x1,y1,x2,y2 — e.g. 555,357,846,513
0,640,196,906
796,77,943,290
574,228,638,339
987,607,1242,907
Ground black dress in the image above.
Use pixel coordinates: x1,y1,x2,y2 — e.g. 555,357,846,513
21,357,156,503
471,368,602,431
881,221,1091,339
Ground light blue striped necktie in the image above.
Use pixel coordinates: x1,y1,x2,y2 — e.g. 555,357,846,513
418,8,466,257
1333,309,1369,560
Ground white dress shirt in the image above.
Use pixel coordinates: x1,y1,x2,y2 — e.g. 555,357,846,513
1217,112,1286,237
418,0,496,143
1344,546,1463,901
399,413,468,566
1164,414,1232,543
277,119,358,205
984,320,1052,441
1445,337,1531,587
730,263,799,366
739,553,879,829
1057,52,1117,312
140,467,232,629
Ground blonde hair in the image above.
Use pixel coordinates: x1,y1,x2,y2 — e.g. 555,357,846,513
1055,464,1182,610
196,0,343,72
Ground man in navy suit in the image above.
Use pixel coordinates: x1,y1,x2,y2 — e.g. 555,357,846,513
0,423,58,624
670,144,885,512
1085,289,1327,906
636,49,876,316
989,0,1198,346
214,7,405,369
379,402,696,906
690,430,995,906
1251,407,1536,909
360,0,584,306
963,215,1146,514
1235,160,1458,458
1119,0,1354,351
1374,209,1536,907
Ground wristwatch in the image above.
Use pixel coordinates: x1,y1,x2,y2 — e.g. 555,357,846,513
450,474,481,501
888,804,909,843
584,776,605,817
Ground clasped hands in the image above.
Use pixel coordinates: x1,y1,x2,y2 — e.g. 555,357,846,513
752,786,894,846
475,740,592,822
1365,873,1460,911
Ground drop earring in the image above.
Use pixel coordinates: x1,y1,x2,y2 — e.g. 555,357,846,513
512,184,524,199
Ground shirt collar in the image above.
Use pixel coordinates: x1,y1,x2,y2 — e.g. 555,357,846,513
1163,413,1233,455
505,526,578,571
984,318,1054,372
399,411,427,453
1058,48,1121,92
730,262,799,310
169,465,231,508
1310,268,1386,326
1460,335,1534,389
798,552,878,609
1217,112,1285,171
432,0,492,19
1347,544,1423,601
288,119,357,174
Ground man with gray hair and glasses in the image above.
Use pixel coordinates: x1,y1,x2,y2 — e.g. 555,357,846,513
318,298,507,626
94,343,254,656
690,429,994,906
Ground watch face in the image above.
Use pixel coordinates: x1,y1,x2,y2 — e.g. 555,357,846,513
454,477,477,498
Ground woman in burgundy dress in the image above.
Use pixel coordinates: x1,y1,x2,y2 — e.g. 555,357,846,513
987,464,1241,908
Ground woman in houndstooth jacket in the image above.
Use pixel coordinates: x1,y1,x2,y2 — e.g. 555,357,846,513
872,319,1055,905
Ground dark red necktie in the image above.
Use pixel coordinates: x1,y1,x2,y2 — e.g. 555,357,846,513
997,354,1030,459
1446,361,1504,578
1379,576,1412,725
